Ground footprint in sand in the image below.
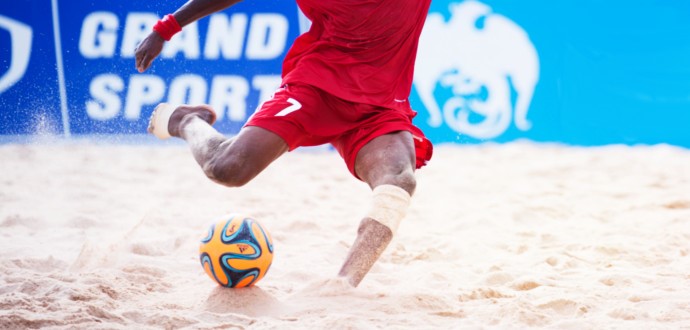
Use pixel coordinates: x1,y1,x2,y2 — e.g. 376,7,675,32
538,299,588,316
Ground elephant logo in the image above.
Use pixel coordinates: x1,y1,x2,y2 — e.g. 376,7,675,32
414,0,539,139
0,15,33,94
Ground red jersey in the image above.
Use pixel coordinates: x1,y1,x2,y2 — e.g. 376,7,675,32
282,0,432,110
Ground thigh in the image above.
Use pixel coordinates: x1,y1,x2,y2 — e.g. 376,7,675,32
245,84,346,150
334,107,431,180
354,131,417,192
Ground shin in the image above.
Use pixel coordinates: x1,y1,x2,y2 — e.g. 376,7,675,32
338,184,411,287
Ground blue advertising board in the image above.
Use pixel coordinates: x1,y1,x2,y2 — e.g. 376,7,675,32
0,1,62,135
1,0,689,147
413,1,690,146
1,0,301,136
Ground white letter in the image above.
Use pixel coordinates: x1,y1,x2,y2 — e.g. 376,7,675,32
162,22,200,59
209,76,249,121
120,13,158,58
252,75,282,103
0,15,33,93
168,74,208,105
124,75,165,120
86,74,124,120
79,12,118,58
246,14,288,59
204,13,247,60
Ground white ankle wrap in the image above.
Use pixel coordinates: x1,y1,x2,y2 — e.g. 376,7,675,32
149,103,176,139
366,185,411,236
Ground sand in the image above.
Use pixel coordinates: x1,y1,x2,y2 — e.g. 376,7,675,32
1,139,689,329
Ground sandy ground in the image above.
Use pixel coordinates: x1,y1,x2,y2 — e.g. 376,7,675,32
1,140,689,329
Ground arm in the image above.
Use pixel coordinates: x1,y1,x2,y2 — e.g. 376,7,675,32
135,0,242,73
173,0,242,27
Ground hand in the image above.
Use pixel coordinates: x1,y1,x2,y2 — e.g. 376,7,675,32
135,32,165,73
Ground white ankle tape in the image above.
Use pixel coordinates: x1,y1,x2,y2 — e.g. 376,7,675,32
366,185,411,236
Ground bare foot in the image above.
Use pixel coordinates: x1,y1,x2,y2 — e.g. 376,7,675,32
148,104,217,138
167,105,217,137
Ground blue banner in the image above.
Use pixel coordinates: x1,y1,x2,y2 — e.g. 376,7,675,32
0,1,62,135
1,0,689,147
413,1,690,146
1,0,300,135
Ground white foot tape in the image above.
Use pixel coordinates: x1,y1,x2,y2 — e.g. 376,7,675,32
366,185,411,236
148,103,176,140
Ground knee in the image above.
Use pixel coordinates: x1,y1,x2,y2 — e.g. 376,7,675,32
391,170,416,195
375,169,417,196
204,155,252,187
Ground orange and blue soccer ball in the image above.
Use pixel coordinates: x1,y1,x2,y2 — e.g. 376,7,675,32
199,214,274,288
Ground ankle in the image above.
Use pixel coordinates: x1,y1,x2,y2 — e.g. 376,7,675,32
168,106,215,137
174,113,208,138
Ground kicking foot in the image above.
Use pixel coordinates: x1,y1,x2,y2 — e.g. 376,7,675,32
148,103,217,139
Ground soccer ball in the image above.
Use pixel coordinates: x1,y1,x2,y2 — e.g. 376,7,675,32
199,214,274,288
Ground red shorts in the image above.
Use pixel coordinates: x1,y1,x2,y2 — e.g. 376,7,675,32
245,83,433,178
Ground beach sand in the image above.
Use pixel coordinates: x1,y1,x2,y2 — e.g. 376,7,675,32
1,140,689,329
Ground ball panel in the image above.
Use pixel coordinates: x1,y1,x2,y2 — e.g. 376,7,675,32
200,224,214,244
236,275,257,288
200,252,229,287
251,220,274,254
220,256,262,287
220,216,246,243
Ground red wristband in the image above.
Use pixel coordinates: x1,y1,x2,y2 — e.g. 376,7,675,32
153,14,181,41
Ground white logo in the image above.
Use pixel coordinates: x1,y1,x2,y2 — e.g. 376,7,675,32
275,97,302,117
0,15,33,94
414,1,539,139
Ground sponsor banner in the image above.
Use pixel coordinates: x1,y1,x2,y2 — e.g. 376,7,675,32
66,1,299,135
1,0,300,135
1,0,690,147
414,1,690,146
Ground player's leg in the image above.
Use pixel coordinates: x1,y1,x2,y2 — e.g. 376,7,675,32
149,104,288,187
338,131,416,287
